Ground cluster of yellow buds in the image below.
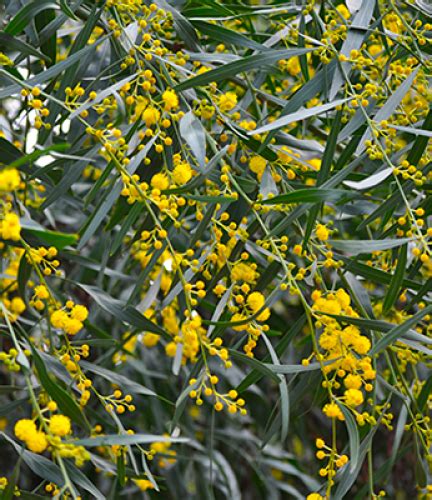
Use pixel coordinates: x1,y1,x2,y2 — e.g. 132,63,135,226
315,438,349,479
311,289,376,422
189,375,246,415
50,301,89,335
21,87,50,129
104,389,135,414
0,348,29,372
0,170,21,241
26,246,60,276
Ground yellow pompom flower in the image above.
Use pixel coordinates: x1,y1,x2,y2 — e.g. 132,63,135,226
247,291,265,313
14,419,37,441
63,318,84,335
49,415,71,436
231,263,257,283
34,285,49,300
50,310,69,329
151,173,169,190
322,402,344,420
26,431,48,453
344,374,362,390
172,162,192,185
315,224,329,241
70,305,89,322
0,168,20,192
218,92,237,112
0,213,21,241
162,89,179,111
249,156,266,177
142,106,160,127
344,388,364,407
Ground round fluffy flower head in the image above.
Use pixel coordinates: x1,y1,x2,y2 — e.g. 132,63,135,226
70,305,88,322
50,310,68,329
14,419,37,441
143,106,160,127
162,89,179,111
231,262,257,283
34,285,49,300
345,388,364,407
247,292,265,313
313,297,341,316
249,156,266,176
63,318,83,336
151,173,169,190
323,402,344,420
172,162,192,185
218,91,237,112
0,168,20,192
0,212,21,241
307,494,324,500
336,288,351,309
315,224,329,241
344,374,362,390
26,431,48,453
49,414,71,437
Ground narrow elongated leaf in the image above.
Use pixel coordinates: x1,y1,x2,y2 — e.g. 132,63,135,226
73,434,188,447
383,244,407,313
329,238,411,254
176,48,313,91
261,188,353,205
252,99,349,135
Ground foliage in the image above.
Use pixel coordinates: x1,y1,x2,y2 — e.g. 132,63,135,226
0,0,432,498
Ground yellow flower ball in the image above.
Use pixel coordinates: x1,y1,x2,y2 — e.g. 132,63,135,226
49,415,71,437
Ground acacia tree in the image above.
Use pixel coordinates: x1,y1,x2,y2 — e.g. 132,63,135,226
0,0,431,498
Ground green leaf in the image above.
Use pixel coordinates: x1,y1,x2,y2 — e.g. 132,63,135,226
338,403,360,474
0,35,108,99
417,375,432,412
262,334,290,441
179,110,206,170
0,32,50,62
20,219,77,249
73,434,188,447
35,7,57,66
237,315,305,393
2,433,64,485
191,20,266,51
343,167,393,190
382,244,407,313
356,68,419,155
260,188,354,205
329,0,376,99
370,304,432,355
29,344,89,429
0,138,23,164
229,350,280,384
79,361,156,397
78,284,169,338
4,0,59,35
176,48,313,91
63,461,105,500
252,99,349,135
266,361,323,374
328,238,411,255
